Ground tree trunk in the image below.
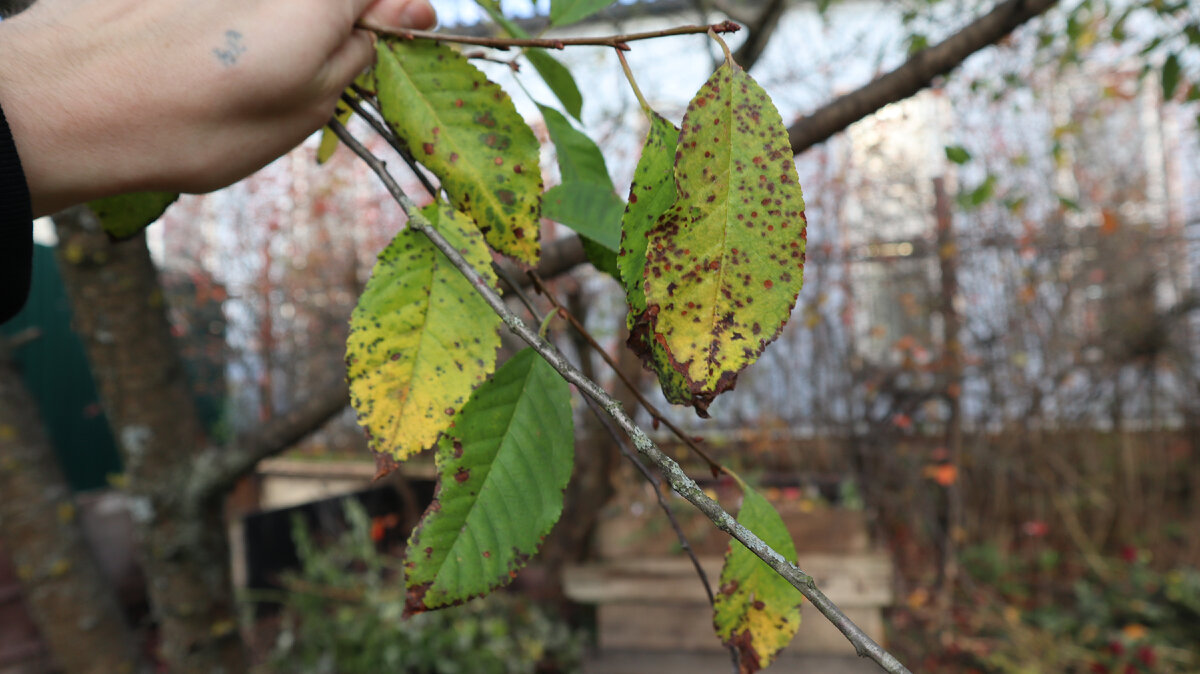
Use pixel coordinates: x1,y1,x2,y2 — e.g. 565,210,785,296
52,208,248,673
0,354,143,674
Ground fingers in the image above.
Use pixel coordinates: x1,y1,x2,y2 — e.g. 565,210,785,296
323,28,376,96
357,0,437,32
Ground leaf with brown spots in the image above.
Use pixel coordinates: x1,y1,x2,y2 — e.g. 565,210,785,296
346,202,501,462
713,472,802,673
375,38,542,265
634,56,807,415
619,113,699,409
404,348,574,614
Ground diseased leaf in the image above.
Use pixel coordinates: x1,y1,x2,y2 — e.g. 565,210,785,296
526,49,584,121
631,58,807,415
347,203,502,462
539,104,611,185
541,182,624,251
550,0,617,27
618,114,694,406
620,113,679,309
404,348,574,614
714,472,802,674
90,192,179,239
375,38,542,265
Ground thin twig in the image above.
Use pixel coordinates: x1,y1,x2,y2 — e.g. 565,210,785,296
373,21,740,52
527,271,724,476
578,393,739,671
492,262,544,320
339,94,439,199
463,50,522,70
329,119,911,674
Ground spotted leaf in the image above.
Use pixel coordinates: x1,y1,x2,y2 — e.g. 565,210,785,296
316,100,353,164
632,58,807,415
346,203,501,462
618,114,698,406
375,38,542,265
404,348,574,614
90,192,178,239
714,472,802,673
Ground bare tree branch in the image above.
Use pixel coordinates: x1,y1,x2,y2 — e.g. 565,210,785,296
190,380,350,500
732,0,788,70
507,0,1060,284
331,119,912,674
787,0,1059,153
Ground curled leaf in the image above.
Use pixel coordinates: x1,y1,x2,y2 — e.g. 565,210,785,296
631,58,807,415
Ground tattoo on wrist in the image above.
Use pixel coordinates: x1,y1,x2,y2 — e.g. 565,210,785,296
213,30,246,66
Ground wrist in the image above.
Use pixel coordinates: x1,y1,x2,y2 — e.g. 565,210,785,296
0,9,152,215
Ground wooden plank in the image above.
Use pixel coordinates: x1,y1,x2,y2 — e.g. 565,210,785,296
564,553,892,608
596,507,871,558
584,650,884,674
596,602,886,655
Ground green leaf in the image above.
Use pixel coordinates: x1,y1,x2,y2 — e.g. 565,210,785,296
90,192,179,239
347,203,502,462
404,348,574,613
317,100,354,164
581,236,621,280
539,104,611,186
944,145,971,165
1162,52,1181,101
375,38,543,265
550,0,617,27
958,174,996,209
526,49,584,121
620,113,679,311
630,58,807,416
541,182,624,251
472,2,584,121
618,113,695,407
713,472,802,674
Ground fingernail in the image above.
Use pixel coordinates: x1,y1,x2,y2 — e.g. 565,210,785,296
400,0,435,29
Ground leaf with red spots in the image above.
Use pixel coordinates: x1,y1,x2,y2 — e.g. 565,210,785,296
713,472,802,673
404,348,574,614
632,56,807,415
618,113,700,408
91,192,178,239
375,38,542,265
346,202,501,462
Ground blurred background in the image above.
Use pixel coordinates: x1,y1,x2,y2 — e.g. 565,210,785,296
1,0,1198,672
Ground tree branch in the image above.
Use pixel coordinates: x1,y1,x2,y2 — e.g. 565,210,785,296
489,0,1060,285
189,380,349,501
374,21,740,51
731,0,788,71
787,0,1059,153
331,119,911,674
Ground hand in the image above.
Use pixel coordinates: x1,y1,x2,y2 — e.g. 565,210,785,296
0,0,436,216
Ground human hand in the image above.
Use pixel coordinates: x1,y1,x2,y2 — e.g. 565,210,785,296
0,0,436,216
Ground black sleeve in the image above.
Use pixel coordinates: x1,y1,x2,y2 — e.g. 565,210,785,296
0,97,33,324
